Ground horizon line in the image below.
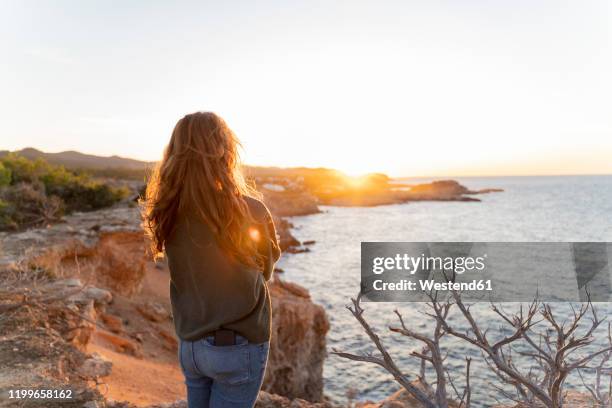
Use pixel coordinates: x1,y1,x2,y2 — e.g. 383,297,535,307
4,146,612,180
391,172,612,179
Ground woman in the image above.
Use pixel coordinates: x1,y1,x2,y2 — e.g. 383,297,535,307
143,112,281,408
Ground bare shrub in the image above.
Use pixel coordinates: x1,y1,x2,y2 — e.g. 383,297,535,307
334,290,611,408
0,182,64,230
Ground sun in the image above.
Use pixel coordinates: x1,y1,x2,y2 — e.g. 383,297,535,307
344,175,367,188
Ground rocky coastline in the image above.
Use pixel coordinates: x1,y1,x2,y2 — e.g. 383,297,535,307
251,167,503,210
5,176,595,408
0,204,331,407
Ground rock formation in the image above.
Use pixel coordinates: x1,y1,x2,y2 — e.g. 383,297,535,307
0,205,331,406
356,386,596,408
262,189,320,217
264,279,330,401
0,207,146,295
256,391,339,408
109,391,340,408
0,278,112,407
274,216,301,251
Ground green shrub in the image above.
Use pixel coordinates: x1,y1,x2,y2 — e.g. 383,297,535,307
47,181,129,212
0,154,129,231
0,162,10,187
1,153,43,183
76,167,147,181
0,198,11,229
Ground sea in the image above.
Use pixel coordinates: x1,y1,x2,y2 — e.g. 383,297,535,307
275,175,612,406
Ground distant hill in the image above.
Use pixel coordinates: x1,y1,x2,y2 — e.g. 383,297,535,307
0,149,347,176
0,148,153,170
0,148,381,185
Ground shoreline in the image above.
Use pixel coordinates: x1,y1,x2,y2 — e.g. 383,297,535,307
1,178,607,407
0,175,509,407
262,178,503,254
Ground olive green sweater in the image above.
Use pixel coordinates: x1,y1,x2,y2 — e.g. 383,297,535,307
165,197,281,343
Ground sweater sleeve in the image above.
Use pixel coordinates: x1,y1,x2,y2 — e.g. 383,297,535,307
247,196,281,281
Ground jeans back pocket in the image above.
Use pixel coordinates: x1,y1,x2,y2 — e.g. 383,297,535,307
199,340,251,385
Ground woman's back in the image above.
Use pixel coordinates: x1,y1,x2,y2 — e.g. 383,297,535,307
165,196,279,344
143,112,280,407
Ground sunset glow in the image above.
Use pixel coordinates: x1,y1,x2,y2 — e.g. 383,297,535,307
249,227,261,243
1,1,611,177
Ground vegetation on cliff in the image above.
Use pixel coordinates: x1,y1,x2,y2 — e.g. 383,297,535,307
1,150,503,223
0,154,129,231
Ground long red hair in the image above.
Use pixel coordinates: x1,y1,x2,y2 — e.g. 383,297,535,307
143,112,261,266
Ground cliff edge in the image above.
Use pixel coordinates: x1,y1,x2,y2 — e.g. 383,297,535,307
0,206,329,406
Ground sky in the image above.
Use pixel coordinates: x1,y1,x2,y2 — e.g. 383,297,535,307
0,0,611,177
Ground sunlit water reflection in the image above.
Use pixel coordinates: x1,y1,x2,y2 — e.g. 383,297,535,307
276,176,612,406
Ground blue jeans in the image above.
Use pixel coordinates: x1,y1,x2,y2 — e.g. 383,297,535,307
179,335,269,408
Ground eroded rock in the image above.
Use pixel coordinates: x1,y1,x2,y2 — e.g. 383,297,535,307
100,313,124,334
47,298,97,351
157,327,179,351
79,353,113,380
142,401,187,408
96,330,142,357
264,279,330,402
136,301,170,322
96,230,146,295
274,217,301,252
256,391,339,408
72,287,114,308
1,204,333,406
141,392,340,408
358,386,597,408
356,382,447,408
43,279,113,308
262,190,320,217
0,207,147,296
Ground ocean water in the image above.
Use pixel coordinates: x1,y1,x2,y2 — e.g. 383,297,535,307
276,175,612,406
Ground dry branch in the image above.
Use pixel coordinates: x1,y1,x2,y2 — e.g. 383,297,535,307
335,287,611,408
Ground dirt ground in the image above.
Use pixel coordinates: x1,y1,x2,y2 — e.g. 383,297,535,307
89,262,186,406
